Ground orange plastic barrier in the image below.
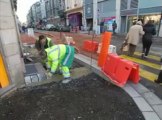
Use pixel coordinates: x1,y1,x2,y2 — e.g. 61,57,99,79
102,54,121,80
0,54,9,88
83,40,99,52
98,32,112,67
102,53,140,87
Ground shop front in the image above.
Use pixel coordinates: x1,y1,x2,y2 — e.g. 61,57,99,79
127,14,161,34
68,12,82,29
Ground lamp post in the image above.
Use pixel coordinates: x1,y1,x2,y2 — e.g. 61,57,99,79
136,0,140,21
93,0,98,34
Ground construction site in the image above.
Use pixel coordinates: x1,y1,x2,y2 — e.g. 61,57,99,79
1,0,162,120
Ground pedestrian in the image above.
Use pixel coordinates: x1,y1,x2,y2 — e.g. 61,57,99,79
141,20,156,58
88,24,93,35
43,44,75,84
125,21,145,56
154,69,162,84
112,20,117,34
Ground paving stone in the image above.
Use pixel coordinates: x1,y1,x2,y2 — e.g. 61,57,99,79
130,83,150,94
153,104,162,120
133,97,153,112
143,92,162,105
143,112,160,120
123,84,141,98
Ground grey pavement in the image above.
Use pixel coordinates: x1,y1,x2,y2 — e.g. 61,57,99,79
75,54,162,120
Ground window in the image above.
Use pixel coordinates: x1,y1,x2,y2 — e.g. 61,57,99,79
121,0,128,10
130,0,138,9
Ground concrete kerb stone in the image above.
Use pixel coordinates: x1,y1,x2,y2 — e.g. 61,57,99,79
0,84,17,98
75,54,161,120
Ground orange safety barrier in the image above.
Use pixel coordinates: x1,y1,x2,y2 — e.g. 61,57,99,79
102,53,140,87
98,32,112,67
83,40,99,52
102,54,121,80
0,54,9,88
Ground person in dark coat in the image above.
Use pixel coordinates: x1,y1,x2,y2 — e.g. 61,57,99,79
154,69,162,84
112,20,117,34
141,20,156,58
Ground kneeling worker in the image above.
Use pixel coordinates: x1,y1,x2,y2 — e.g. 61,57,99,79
35,35,53,68
44,44,75,84
35,35,53,53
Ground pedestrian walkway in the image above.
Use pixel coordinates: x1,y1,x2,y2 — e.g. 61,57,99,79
120,52,161,82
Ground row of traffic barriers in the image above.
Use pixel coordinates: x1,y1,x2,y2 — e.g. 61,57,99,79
102,53,140,87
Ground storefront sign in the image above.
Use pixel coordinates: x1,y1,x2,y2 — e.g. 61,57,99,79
103,16,116,32
85,4,93,19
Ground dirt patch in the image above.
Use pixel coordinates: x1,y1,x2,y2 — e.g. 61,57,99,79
0,73,144,120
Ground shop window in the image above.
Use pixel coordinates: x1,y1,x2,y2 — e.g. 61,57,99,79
130,0,138,9
121,0,128,10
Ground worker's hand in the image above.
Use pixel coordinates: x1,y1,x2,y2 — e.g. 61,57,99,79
46,72,53,79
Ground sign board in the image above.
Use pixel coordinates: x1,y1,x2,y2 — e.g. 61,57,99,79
27,28,34,37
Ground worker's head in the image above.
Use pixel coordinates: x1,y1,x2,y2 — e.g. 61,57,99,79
39,35,46,45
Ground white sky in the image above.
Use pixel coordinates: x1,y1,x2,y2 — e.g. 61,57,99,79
16,0,39,23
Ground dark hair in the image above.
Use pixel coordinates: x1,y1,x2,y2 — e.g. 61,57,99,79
39,35,45,41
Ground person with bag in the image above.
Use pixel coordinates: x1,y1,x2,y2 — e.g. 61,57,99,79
141,20,156,58
125,21,145,56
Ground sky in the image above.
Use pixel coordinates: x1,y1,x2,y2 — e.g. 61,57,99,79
16,0,39,23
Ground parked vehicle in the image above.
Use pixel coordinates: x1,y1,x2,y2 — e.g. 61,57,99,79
45,24,57,31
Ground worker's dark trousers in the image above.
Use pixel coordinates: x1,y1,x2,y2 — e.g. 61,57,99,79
142,40,152,56
128,44,136,56
156,70,162,83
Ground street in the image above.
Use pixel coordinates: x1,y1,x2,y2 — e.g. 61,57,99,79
21,31,162,100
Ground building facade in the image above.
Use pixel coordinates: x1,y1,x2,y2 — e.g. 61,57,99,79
35,2,42,24
120,0,162,35
65,0,83,29
84,0,121,33
0,0,24,95
45,0,65,25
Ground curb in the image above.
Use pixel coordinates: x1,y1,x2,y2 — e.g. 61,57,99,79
75,54,162,120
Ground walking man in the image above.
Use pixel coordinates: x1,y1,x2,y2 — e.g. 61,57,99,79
112,20,117,34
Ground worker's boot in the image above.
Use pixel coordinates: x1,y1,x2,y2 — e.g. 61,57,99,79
62,77,72,84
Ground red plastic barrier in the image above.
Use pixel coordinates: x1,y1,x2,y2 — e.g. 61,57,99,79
114,59,134,86
102,54,121,80
129,63,140,84
102,54,140,87
83,40,99,52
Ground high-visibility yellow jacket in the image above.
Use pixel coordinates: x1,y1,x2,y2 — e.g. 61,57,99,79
45,44,66,73
45,44,75,73
35,37,53,50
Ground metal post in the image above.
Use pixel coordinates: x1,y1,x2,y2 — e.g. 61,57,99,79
136,0,140,21
93,0,98,34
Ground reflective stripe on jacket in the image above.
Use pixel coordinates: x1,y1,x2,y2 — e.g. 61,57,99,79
46,37,52,48
45,44,66,73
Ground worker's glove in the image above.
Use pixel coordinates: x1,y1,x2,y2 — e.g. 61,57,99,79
46,72,53,79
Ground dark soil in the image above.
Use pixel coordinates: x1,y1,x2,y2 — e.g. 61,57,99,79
0,73,144,120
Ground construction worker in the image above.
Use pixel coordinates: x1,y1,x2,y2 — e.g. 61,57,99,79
35,35,53,54
44,44,75,84
35,35,53,68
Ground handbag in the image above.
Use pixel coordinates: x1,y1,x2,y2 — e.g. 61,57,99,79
122,44,129,52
